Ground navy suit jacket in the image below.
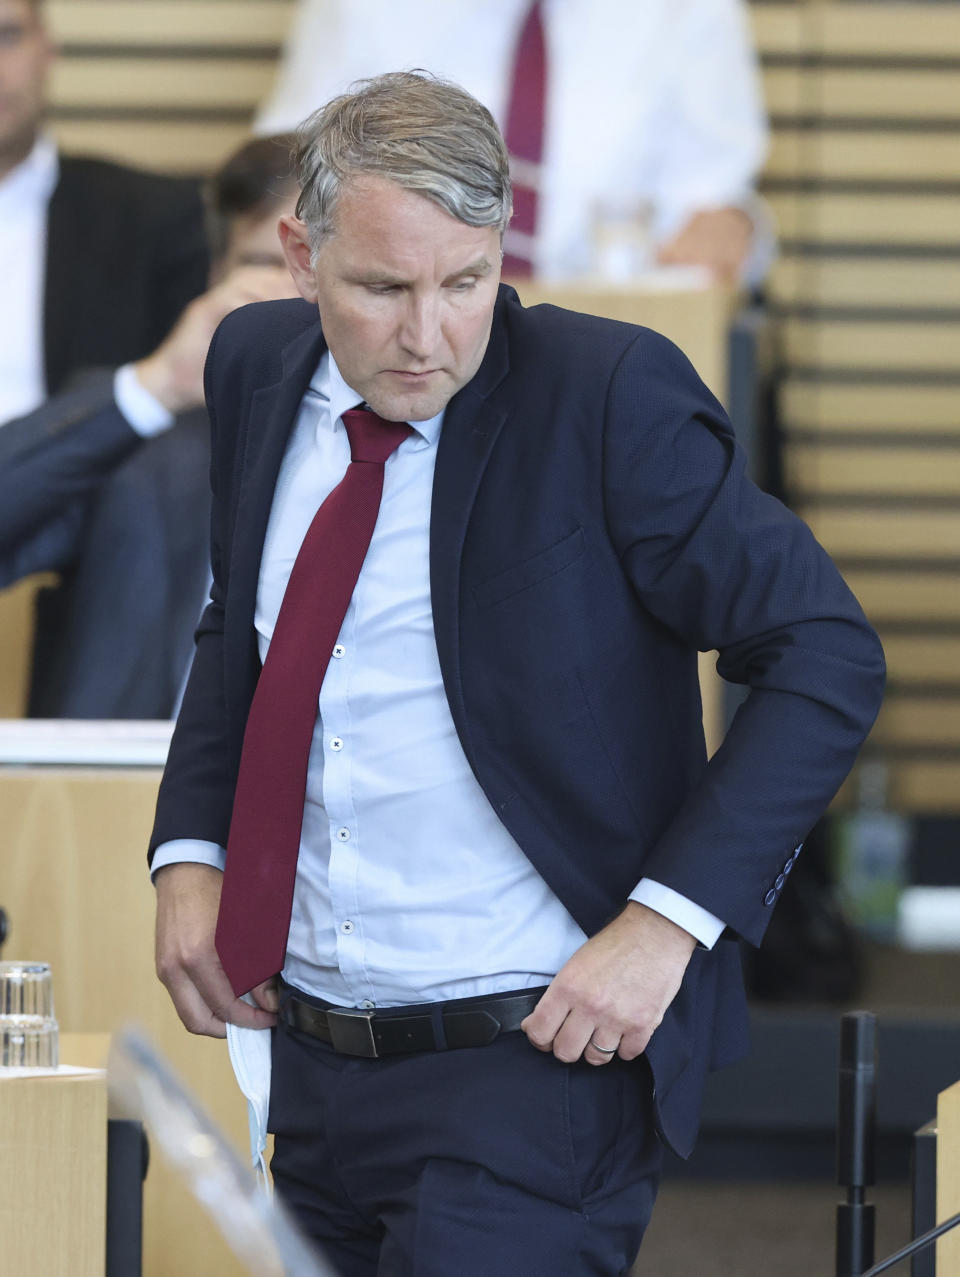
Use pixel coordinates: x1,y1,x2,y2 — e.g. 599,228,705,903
43,157,209,395
152,288,885,1156
0,372,211,718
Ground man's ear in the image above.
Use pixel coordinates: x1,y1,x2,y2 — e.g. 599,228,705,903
278,216,320,304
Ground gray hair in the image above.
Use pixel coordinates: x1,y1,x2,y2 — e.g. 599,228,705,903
293,70,512,253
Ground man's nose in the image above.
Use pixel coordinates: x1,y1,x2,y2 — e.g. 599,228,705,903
399,294,441,359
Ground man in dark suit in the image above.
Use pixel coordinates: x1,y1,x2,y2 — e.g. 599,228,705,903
0,0,211,711
0,135,299,718
0,0,209,415
152,73,884,1273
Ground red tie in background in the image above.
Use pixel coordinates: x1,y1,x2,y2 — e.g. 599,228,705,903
215,407,412,997
501,0,547,277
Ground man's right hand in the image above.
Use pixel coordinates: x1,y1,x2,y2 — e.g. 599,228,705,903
154,862,278,1037
133,265,297,416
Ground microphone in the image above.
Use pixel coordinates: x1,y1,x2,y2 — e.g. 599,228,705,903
836,1011,876,1277
833,1008,960,1274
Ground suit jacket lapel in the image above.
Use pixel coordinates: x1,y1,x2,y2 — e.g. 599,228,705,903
225,319,328,682
430,293,511,752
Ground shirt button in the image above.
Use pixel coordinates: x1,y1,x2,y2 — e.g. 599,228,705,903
336,827,351,842
340,920,355,934
360,1000,375,1010
330,737,344,752
332,644,346,659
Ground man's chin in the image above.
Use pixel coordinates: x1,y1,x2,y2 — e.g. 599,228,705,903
366,383,452,424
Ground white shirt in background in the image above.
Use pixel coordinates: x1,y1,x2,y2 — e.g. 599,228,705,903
257,0,771,281
0,135,58,424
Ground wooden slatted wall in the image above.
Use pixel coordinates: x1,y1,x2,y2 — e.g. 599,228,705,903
44,0,292,173
40,0,960,813
753,1,960,814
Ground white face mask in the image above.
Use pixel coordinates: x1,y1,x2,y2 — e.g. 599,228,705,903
226,1011,272,1190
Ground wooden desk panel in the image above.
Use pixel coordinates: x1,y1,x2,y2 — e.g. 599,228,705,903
0,768,246,1277
938,1079,960,1271
0,1067,107,1277
0,574,57,717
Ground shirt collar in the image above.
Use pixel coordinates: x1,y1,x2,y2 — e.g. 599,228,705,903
309,350,444,448
0,133,59,210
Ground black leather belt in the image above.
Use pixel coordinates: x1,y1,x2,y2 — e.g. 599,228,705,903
278,984,548,1058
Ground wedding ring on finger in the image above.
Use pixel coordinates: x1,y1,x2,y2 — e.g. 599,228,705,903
588,1038,619,1056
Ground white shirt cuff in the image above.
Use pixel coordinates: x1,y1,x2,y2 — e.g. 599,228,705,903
114,363,175,437
628,878,726,949
151,838,226,881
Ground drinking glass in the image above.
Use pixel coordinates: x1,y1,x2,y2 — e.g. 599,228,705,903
0,961,59,1068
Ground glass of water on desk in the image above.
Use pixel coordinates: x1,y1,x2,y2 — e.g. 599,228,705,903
591,199,655,281
0,960,59,1068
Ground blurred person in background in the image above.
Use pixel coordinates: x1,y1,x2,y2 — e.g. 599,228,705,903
257,0,771,285
0,0,208,423
0,135,300,719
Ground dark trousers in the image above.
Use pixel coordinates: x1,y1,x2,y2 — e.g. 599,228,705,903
269,995,663,1276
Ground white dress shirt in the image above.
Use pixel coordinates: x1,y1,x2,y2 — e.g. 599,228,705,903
154,351,723,1007
0,135,58,425
257,0,770,280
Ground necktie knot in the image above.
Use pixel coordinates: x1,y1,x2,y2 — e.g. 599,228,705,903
342,407,412,464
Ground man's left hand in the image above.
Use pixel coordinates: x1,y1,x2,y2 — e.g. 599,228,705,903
521,901,697,1067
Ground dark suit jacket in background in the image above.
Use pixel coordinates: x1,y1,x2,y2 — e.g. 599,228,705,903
42,156,209,394
152,288,885,1157
25,153,209,713
0,372,211,719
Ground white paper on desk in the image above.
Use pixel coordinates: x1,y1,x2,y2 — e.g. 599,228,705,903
0,1064,103,1079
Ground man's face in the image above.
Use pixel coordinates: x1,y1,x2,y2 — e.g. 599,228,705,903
0,0,52,172
281,175,501,422
217,190,299,279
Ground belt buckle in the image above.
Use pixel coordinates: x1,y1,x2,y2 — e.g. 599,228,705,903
326,1008,378,1058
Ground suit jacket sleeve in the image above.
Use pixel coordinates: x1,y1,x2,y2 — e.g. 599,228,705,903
149,322,239,855
0,370,142,572
602,331,885,945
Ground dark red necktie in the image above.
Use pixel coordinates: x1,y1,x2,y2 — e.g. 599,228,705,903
501,0,547,277
215,407,412,997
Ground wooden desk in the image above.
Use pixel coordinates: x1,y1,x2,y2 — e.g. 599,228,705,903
0,1043,107,1277
0,573,57,717
0,766,246,1277
938,1078,960,1271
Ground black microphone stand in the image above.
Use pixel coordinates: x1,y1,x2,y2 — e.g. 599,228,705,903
836,1010,877,1277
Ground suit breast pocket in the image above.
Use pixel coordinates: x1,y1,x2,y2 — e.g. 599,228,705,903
471,526,585,610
